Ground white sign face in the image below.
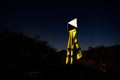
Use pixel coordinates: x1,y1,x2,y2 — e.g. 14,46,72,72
68,18,77,28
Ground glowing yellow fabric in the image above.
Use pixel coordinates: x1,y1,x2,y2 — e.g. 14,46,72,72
66,28,82,64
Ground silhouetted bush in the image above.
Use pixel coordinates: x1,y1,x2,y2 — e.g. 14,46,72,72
0,29,61,80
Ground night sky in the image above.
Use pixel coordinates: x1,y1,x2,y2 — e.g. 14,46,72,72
0,0,120,51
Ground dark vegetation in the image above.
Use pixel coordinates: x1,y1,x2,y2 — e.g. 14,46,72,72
0,29,120,80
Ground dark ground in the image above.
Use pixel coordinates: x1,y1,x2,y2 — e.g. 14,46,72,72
7,64,119,80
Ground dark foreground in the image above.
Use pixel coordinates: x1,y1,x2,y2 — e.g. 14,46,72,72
6,64,119,80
